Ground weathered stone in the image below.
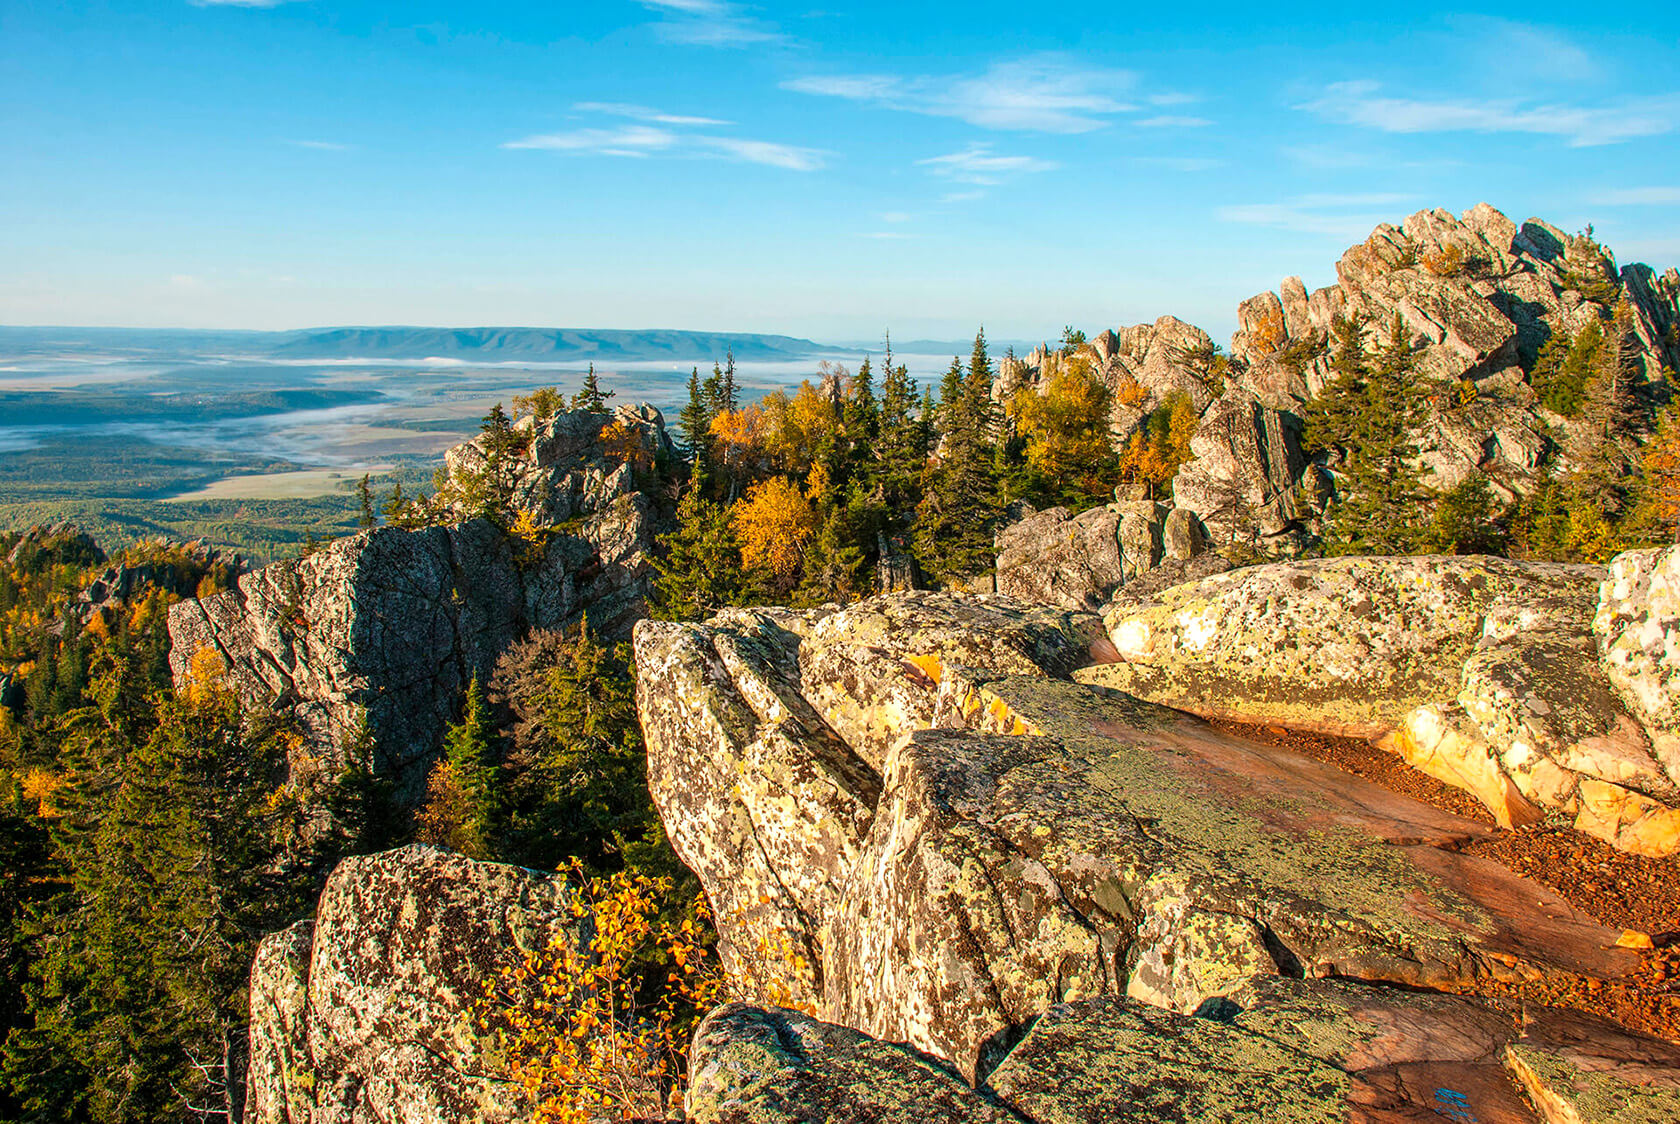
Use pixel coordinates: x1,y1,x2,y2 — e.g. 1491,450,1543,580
994,505,1126,611
634,609,879,1007
685,1005,1013,1124
1090,555,1601,738
794,592,1107,769
1503,1007,1680,1124
820,674,1637,1081
243,846,579,1124
1171,392,1310,540
1161,506,1205,561
1596,545,1680,788
167,408,661,796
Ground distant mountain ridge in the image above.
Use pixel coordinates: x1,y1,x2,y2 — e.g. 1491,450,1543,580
0,324,834,363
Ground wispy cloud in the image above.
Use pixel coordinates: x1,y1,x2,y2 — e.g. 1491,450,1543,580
916,144,1056,185
785,55,1139,133
505,125,679,157
939,190,985,204
636,0,783,47
1218,193,1418,239
1301,81,1680,147
505,106,823,170
694,135,826,171
859,231,913,240
1133,156,1223,172
1590,187,1680,206
574,101,733,127
879,211,912,223
1452,18,1600,83
1135,115,1211,128
287,139,352,151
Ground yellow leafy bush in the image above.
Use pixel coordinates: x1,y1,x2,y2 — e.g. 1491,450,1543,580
478,864,720,1124
732,477,815,590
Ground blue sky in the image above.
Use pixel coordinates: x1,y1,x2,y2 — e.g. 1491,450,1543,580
3,1,1679,342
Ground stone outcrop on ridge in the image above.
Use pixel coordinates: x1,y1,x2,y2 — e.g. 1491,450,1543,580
243,845,579,1124
635,588,1680,1121
1086,551,1680,855
166,405,665,793
995,203,1680,558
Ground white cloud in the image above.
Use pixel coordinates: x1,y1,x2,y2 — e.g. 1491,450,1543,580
287,139,351,151
695,136,827,171
504,125,679,155
939,190,985,204
1453,18,1599,83
1135,115,1211,128
785,55,1139,133
1218,193,1419,239
1591,187,1680,206
505,109,824,171
1302,81,1680,147
879,211,912,223
574,101,733,127
1148,92,1199,107
636,0,782,47
1133,156,1223,172
917,145,1056,185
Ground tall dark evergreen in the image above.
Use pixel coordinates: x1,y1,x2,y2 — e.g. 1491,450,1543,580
572,364,613,413
357,474,375,528
914,331,1002,581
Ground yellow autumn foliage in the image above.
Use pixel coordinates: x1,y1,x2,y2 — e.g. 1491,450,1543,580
732,477,815,590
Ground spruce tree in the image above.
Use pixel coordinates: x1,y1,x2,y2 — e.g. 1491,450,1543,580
572,364,613,413
650,486,748,619
357,473,375,527
677,366,714,470
914,332,1001,581
877,343,924,512
417,677,500,861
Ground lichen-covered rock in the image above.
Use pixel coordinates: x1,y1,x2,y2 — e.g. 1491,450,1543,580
1089,554,1601,737
1503,1007,1680,1124
993,505,1128,612
634,609,879,1008
684,1005,1013,1124
823,676,1636,1080
1085,552,1680,854
243,845,580,1124
168,409,662,796
1171,391,1313,540
794,592,1107,769
1596,545,1680,788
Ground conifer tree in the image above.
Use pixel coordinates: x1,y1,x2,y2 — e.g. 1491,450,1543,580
357,474,375,527
677,366,714,472
572,364,614,413
417,676,500,861
650,486,749,619
876,343,925,511
914,331,1001,581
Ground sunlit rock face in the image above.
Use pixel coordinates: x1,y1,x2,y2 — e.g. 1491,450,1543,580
1086,552,1680,856
166,406,664,796
243,846,580,1124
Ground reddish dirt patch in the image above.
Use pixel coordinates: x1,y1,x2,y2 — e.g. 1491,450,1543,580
1213,718,1680,1042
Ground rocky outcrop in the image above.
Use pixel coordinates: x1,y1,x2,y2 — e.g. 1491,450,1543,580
1001,204,1680,554
244,845,579,1124
635,591,1663,1099
1089,552,1680,855
691,979,1680,1123
166,407,663,794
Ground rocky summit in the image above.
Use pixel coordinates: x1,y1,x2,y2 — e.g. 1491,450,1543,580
165,404,669,794
633,581,1680,1121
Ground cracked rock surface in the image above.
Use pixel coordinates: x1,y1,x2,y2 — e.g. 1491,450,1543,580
1091,552,1680,855
244,845,580,1124
635,590,1680,1121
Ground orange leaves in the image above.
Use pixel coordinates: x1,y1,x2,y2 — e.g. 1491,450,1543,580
600,420,652,473
731,477,815,590
474,861,720,1123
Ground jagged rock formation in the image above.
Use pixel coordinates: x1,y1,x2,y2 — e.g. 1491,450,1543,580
636,587,1680,1120
995,203,1680,569
691,980,1680,1124
1088,551,1680,855
244,845,579,1124
165,406,666,792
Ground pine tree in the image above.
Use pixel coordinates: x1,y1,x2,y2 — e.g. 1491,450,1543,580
572,364,613,413
914,331,1002,581
357,473,375,527
650,486,749,619
677,366,714,471
876,342,924,512
416,676,500,861
1568,298,1645,520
